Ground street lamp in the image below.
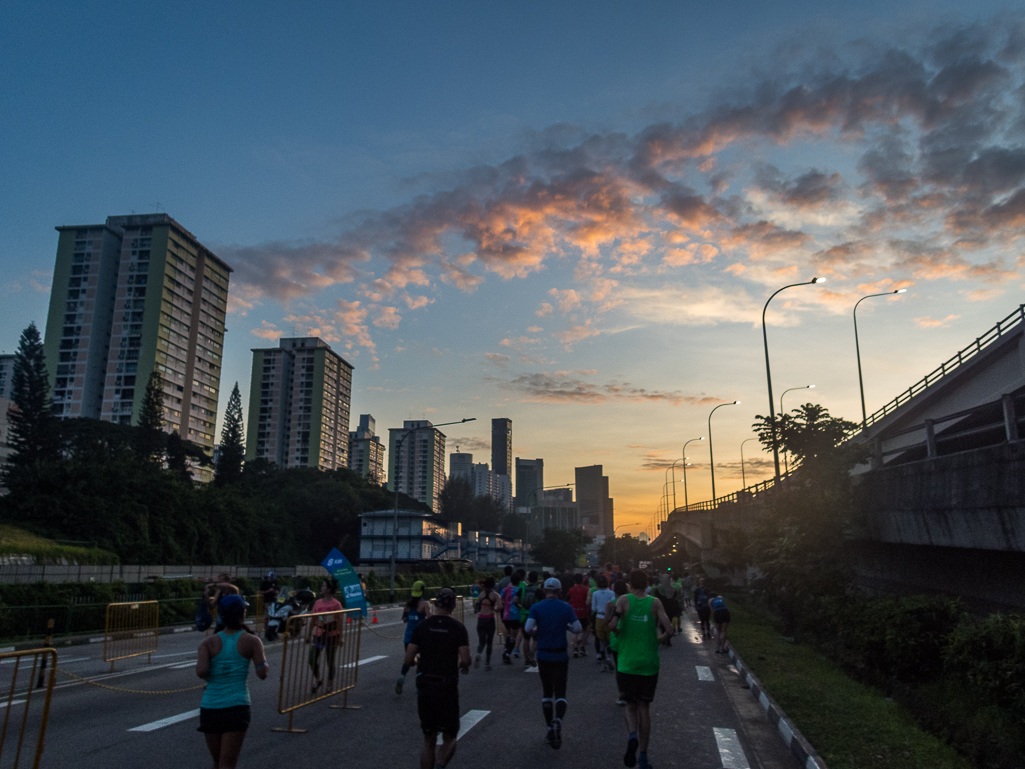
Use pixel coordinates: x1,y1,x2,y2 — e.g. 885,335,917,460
708,401,740,503
390,417,476,601
611,523,634,567
664,458,688,513
740,437,758,489
855,289,908,428
780,385,814,476
681,437,704,510
762,278,826,480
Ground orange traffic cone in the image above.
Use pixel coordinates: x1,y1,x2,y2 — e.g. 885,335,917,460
371,609,379,624
347,615,353,624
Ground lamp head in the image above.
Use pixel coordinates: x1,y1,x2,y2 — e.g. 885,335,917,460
808,384,815,389
811,277,825,284
733,400,741,404
895,288,907,294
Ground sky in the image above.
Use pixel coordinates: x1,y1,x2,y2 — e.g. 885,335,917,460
3,1,1024,536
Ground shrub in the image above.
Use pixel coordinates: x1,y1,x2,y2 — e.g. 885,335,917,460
945,612,1025,717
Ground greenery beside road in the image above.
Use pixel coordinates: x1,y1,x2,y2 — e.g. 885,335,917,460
724,592,972,769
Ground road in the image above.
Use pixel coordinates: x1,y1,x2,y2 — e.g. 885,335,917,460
13,602,801,768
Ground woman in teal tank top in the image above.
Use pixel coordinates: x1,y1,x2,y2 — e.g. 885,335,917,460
197,595,269,769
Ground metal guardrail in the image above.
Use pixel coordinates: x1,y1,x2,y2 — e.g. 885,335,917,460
272,608,363,733
103,601,159,671
0,648,57,769
863,304,1025,430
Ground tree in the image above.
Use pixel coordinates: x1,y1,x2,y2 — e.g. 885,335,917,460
3,323,59,479
597,534,649,571
215,382,245,487
135,369,166,461
530,528,592,571
438,476,505,532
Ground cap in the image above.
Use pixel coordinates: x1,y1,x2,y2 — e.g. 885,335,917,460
543,578,562,590
219,594,246,615
411,580,426,597
435,587,457,609
267,571,276,579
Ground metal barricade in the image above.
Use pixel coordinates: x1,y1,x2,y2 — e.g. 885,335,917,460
103,601,159,672
429,597,466,625
272,608,362,733
250,594,265,632
0,648,57,769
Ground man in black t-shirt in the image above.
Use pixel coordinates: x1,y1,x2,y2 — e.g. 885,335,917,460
405,587,471,769
258,572,279,605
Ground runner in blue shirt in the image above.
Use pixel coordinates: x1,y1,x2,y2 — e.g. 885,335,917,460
524,577,582,750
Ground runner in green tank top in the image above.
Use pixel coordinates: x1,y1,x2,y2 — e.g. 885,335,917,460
607,569,672,769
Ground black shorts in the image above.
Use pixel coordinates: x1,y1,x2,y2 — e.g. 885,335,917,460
503,619,521,632
616,672,658,704
713,608,731,625
697,606,711,622
417,680,460,739
197,705,251,734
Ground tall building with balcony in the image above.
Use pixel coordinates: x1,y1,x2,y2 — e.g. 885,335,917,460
42,214,232,473
245,337,353,470
388,420,447,512
491,417,512,477
515,457,544,508
348,413,385,483
449,452,474,481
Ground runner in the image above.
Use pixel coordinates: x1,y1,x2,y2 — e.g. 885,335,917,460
520,571,541,670
196,595,268,769
590,575,616,671
567,574,591,657
472,576,502,670
205,572,240,636
404,588,471,769
651,574,680,642
709,592,731,653
523,577,582,749
694,578,711,640
308,579,344,693
500,571,524,664
396,580,432,694
607,579,629,702
608,569,673,769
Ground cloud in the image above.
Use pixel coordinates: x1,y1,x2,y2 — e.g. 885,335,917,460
499,336,540,351
548,288,582,313
485,352,511,368
497,372,722,406
554,320,600,350
251,320,283,340
754,165,845,209
535,302,554,317
962,288,1005,302
527,325,544,333
372,305,402,329
403,294,434,310
914,314,961,328
448,436,491,453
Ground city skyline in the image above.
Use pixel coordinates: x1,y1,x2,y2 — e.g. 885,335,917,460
3,3,1023,533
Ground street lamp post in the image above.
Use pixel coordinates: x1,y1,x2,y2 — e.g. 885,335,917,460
708,401,740,503
740,437,758,489
390,417,476,602
664,458,688,513
779,385,814,475
855,289,908,428
681,437,704,510
762,278,826,480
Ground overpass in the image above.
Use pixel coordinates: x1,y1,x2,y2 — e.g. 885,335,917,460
651,304,1025,606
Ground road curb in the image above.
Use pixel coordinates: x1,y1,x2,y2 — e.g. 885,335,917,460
727,647,829,769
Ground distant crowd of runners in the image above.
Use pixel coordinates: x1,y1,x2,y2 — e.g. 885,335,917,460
193,564,731,769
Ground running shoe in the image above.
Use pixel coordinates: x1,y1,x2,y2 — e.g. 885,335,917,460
485,663,492,671
545,725,555,746
513,649,520,658
572,650,580,658
624,735,638,767
474,654,481,669
616,698,627,706
551,718,562,749
638,751,653,769
394,675,405,695
580,648,587,657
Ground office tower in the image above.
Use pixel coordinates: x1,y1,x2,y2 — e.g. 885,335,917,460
43,214,231,468
514,457,544,508
388,420,447,512
491,418,512,477
471,462,495,498
348,413,386,483
449,452,473,481
245,337,353,470
575,464,615,538
497,473,513,513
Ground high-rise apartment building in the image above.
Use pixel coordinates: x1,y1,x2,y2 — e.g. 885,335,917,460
576,464,614,538
449,452,474,481
0,355,13,401
245,337,353,470
43,214,231,469
515,457,544,508
348,413,385,483
491,418,512,478
388,420,447,512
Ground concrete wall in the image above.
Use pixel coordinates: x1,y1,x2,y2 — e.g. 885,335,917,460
854,440,1025,551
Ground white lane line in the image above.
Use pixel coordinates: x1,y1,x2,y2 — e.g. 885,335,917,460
343,654,387,669
128,709,201,732
0,700,26,710
437,709,489,745
696,665,714,681
713,727,751,769
1,656,88,665
170,662,195,670
152,651,199,659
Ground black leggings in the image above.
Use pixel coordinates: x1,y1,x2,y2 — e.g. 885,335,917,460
537,659,568,725
310,637,339,681
476,618,496,662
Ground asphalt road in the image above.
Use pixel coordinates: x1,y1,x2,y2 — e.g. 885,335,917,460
11,601,801,768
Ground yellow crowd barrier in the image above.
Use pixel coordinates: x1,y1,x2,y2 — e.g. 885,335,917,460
272,607,363,734
430,596,465,624
0,648,57,769
104,600,159,672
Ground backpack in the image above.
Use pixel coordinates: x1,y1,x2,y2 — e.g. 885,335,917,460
195,598,213,632
521,583,539,612
502,584,519,621
695,588,709,609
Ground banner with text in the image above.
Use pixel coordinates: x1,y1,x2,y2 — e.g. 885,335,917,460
321,548,367,617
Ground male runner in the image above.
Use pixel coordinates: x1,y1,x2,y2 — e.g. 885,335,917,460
567,574,591,657
404,588,471,769
608,569,673,769
524,577,582,749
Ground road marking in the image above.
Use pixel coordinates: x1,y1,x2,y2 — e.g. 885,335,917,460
152,651,199,659
696,665,714,681
437,709,489,745
778,717,794,745
1,656,88,665
713,727,751,769
170,662,195,669
0,700,26,709
343,654,387,669
128,709,201,732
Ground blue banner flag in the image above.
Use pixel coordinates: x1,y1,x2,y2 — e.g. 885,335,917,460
321,548,367,617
